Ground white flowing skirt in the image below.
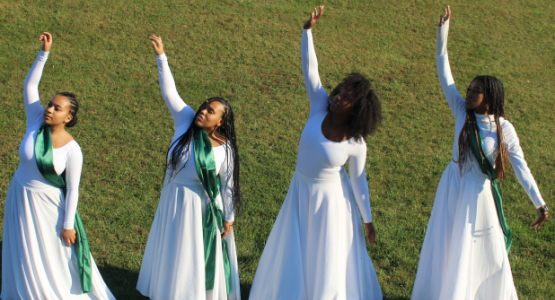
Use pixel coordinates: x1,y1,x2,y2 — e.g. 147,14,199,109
136,176,241,300
249,168,382,300
1,173,116,300
412,161,518,300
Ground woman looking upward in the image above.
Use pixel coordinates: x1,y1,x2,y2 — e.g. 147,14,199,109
1,32,115,300
249,6,383,299
411,6,548,299
136,35,242,300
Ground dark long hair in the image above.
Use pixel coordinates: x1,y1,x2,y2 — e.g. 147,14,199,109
166,97,242,216
329,73,382,142
456,75,508,182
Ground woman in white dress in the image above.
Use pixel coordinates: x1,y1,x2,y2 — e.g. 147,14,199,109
411,6,549,300
249,6,383,300
1,32,115,300
136,35,242,300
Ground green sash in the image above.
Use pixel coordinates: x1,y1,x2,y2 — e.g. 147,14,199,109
469,122,513,254
35,124,93,293
193,128,231,294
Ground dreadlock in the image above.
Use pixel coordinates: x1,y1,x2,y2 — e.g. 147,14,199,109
166,97,243,216
329,73,382,142
456,75,508,182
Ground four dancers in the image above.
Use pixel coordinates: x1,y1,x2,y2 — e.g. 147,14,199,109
1,4,549,300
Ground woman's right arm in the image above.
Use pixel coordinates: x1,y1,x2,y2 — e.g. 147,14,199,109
149,36,195,129
302,5,329,116
24,32,52,127
436,6,466,118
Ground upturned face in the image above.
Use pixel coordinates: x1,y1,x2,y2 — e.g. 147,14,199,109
465,80,488,111
194,100,225,130
330,85,355,115
44,94,73,126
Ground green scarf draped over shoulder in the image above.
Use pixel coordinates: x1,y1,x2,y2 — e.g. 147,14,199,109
193,128,232,294
469,121,513,254
34,124,93,293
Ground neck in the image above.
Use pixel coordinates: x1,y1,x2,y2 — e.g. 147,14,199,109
203,126,219,139
329,112,351,128
49,123,66,134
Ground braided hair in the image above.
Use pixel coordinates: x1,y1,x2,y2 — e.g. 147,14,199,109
456,75,508,182
166,97,243,216
58,92,79,127
328,73,382,142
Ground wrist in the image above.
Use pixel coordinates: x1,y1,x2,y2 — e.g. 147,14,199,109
538,205,548,215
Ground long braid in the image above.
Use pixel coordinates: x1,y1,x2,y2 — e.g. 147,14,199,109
455,75,508,182
166,97,243,216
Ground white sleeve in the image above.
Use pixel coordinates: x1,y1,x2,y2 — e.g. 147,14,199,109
436,20,466,120
503,123,546,208
219,144,235,222
156,53,196,129
24,50,49,127
347,142,372,223
302,29,330,117
63,144,83,229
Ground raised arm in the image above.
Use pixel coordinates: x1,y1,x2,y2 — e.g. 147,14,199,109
24,32,52,127
302,5,329,116
149,35,195,130
436,6,466,119
348,142,375,245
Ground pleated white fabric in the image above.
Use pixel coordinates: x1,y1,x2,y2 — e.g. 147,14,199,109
411,162,518,300
136,176,240,300
1,173,116,300
249,168,382,300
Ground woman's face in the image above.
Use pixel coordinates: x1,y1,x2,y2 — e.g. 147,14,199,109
194,101,225,130
330,85,355,115
465,80,488,111
44,94,73,126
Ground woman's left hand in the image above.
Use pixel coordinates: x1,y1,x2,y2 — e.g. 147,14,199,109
364,222,376,246
530,212,548,232
221,221,233,239
61,228,77,246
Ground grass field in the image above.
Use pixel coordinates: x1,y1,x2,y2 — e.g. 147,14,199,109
1,0,554,299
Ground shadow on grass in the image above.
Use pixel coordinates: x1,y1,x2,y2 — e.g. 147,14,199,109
97,265,147,300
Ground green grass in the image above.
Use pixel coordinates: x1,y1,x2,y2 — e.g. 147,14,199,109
1,0,554,299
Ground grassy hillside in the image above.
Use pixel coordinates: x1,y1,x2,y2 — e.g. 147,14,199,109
0,0,554,299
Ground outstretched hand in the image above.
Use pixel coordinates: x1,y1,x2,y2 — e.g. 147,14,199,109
149,35,164,56
364,222,376,246
303,5,324,30
439,5,451,27
39,32,52,52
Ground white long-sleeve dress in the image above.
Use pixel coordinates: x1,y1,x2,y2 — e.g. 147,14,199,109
1,51,115,300
411,20,546,300
248,29,382,300
136,53,241,300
